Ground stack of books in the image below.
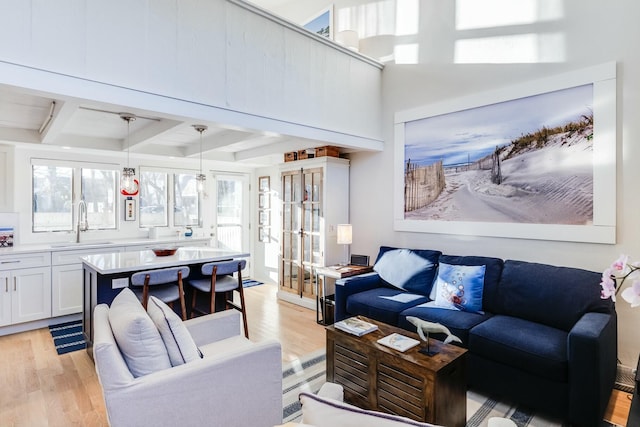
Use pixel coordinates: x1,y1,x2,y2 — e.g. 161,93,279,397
377,333,420,352
334,317,378,336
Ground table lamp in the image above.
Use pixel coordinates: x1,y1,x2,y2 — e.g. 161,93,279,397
336,224,352,266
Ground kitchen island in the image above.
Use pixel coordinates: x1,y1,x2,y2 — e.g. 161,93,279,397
82,246,249,355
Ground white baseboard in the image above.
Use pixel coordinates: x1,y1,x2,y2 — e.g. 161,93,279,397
0,313,82,337
276,291,316,311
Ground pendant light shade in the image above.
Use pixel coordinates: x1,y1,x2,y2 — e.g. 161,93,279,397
120,113,137,193
193,124,208,194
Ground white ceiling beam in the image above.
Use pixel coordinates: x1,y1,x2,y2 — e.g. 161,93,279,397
127,119,186,151
233,138,314,161
52,134,121,151
0,127,40,144
40,99,81,144
183,129,256,157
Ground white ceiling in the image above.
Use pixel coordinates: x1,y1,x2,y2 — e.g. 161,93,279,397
0,81,344,167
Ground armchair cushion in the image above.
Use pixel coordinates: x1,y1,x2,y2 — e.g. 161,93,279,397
299,392,438,426
108,288,171,377
147,296,202,366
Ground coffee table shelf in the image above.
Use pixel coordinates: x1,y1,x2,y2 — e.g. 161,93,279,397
326,317,467,427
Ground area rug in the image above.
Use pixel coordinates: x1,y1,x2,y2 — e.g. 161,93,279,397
282,348,326,423
48,320,86,355
282,350,622,427
243,279,264,288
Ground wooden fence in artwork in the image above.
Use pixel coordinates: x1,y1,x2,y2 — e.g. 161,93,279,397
404,160,445,212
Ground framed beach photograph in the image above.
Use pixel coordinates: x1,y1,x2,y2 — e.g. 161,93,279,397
302,5,333,39
259,210,270,226
258,226,270,243
259,176,270,192
394,63,617,244
259,192,270,209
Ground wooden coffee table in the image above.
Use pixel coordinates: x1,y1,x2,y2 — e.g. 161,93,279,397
326,317,467,427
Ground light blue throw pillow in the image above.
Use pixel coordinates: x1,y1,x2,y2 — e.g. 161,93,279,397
432,263,486,313
373,249,435,293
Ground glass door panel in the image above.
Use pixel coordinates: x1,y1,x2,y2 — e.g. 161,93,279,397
280,167,323,298
213,175,248,253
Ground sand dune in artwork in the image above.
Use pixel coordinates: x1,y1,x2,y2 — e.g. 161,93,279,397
405,128,593,225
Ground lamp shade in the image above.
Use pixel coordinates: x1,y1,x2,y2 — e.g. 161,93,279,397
336,224,352,245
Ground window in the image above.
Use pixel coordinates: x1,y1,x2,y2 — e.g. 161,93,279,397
32,161,118,232
81,168,117,229
139,168,201,228
174,173,199,227
33,165,73,232
139,171,168,227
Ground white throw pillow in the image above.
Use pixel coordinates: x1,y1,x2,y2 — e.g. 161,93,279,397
147,296,202,366
373,249,434,292
108,288,171,377
300,392,437,427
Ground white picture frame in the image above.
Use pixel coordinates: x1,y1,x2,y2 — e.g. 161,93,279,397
393,62,617,244
302,5,333,39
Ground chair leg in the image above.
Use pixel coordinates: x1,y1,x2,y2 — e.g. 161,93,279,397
236,264,249,339
209,267,217,314
177,271,187,321
191,288,198,319
141,275,150,310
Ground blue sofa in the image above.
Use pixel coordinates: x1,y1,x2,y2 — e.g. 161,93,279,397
334,246,617,427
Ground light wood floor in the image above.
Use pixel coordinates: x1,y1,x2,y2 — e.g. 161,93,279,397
0,283,631,426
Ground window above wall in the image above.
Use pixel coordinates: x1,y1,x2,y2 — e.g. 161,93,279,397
32,160,118,232
139,168,201,229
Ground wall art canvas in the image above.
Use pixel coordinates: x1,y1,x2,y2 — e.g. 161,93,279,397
394,63,617,243
303,6,333,39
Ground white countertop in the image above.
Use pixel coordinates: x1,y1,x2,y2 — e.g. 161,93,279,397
81,247,250,274
0,236,211,255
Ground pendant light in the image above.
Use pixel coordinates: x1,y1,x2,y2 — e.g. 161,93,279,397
120,113,137,193
193,124,208,194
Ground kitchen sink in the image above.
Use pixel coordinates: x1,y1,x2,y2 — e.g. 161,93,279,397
50,241,113,248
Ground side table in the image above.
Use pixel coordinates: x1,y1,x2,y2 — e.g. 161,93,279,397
314,264,373,325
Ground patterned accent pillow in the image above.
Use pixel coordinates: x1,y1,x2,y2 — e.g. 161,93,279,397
147,296,202,366
432,263,486,313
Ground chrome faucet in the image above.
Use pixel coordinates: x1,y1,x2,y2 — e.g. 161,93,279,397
76,200,88,243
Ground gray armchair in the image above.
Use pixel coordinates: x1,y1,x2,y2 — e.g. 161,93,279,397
93,304,282,427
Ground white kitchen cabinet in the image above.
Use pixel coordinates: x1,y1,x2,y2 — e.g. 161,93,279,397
0,252,52,326
51,247,123,317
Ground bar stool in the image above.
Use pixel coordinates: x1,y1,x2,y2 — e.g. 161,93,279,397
130,266,189,320
188,259,249,338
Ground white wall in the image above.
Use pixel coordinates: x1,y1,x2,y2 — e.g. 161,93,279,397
0,0,383,149
266,0,640,367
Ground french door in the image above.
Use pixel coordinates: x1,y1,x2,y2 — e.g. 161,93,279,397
281,167,323,298
212,174,249,255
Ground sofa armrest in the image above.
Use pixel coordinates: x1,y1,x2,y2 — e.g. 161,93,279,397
103,338,283,427
567,311,617,427
184,309,241,346
334,272,381,321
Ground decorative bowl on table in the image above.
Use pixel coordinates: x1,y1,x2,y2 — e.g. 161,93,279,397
152,247,178,257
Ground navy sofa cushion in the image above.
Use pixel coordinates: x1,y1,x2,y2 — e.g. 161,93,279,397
345,288,429,326
469,315,569,382
398,303,492,345
495,260,612,332
374,246,441,296
438,255,504,314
